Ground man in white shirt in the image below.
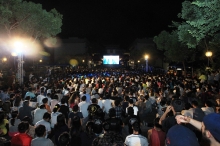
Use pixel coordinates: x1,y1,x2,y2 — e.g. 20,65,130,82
102,95,112,114
35,112,51,138
37,88,46,105
78,96,90,125
124,122,148,146
33,104,48,124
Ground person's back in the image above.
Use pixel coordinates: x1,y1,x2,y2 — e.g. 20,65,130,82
124,122,148,146
11,122,32,146
31,125,53,146
148,118,166,146
33,105,47,124
18,100,33,122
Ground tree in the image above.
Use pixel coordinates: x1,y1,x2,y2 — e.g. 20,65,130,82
154,31,193,75
0,0,62,42
177,0,220,48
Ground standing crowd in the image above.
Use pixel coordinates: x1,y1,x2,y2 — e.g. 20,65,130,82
0,68,220,146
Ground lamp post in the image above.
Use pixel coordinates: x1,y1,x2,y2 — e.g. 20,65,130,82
145,55,149,73
205,51,212,67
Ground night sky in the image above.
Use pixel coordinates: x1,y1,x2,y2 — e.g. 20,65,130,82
29,0,185,47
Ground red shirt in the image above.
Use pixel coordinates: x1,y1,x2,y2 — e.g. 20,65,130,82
149,128,166,146
11,133,32,146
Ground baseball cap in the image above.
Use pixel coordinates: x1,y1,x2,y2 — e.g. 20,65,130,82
166,125,199,146
203,113,220,142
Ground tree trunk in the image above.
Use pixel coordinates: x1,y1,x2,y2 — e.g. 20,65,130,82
182,61,186,77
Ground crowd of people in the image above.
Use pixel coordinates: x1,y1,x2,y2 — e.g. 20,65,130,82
0,67,220,146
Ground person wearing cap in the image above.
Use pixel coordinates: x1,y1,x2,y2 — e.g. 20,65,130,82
165,124,200,146
124,122,148,146
159,99,184,133
176,113,220,146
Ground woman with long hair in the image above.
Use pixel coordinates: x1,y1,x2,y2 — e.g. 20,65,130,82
54,114,69,146
79,121,96,146
51,104,62,129
68,93,79,108
8,111,21,137
13,94,22,111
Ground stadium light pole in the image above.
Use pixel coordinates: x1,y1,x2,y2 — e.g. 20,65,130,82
145,55,149,73
13,41,24,85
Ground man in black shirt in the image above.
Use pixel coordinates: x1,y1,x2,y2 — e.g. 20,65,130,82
105,108,123,133
87,98,100,120
124,107,140,134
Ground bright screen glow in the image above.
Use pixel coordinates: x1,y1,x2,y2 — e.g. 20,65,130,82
103,55,119,64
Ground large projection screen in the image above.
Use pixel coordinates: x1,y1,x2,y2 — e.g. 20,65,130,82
103,55,119,65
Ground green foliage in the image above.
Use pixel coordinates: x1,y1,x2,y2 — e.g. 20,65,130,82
178,0,220,48
154,30,193,63
0,0,62,41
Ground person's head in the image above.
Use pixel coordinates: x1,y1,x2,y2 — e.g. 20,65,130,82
171,99,184,113
35,125,46,137
166,125,199,146
132,122,140,133
43,112,51,121
86,121,94,134
72,104,79,112
40,104,46,109
91,98,97,104
102,122,110,132
191,100,199,108
205,100,213,107
202,113,220,144
125,96,129,101
53,94,58,100
127,107,134,116
56,114,66,127
81,95,86,101
22,116,31,123
114,99,120,107
128,98,134,105
61,98,66,104
18,122,29,133
53,104,60,112
42,98,48,105
153,117,162,129
25,96,30,101
0,111,5,123
108,108,116,118
58,132,70,146
10,111,18,126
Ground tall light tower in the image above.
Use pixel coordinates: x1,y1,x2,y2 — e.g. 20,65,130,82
145,55,149,73
14,41,24,85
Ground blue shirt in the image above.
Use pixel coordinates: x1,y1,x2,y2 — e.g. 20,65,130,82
25,92,36,98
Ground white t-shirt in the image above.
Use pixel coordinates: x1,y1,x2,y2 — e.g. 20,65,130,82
33,108,47,124
78,101,90,118
35,119,51,138
51,112,62,128
102,99,112,114
37,94,46,105
124,134,148,146
98,99,103,110
126,106,139,116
